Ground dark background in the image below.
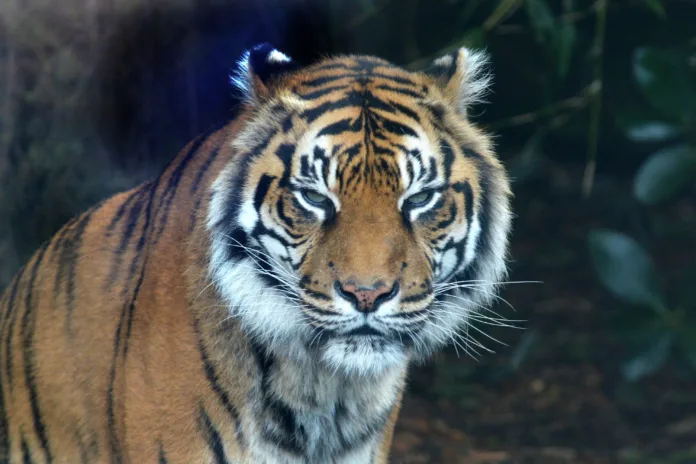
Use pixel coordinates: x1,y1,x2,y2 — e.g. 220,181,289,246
1,0,695,462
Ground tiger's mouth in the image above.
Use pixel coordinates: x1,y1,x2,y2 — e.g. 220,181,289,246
311,317,424,349
342,325,384,337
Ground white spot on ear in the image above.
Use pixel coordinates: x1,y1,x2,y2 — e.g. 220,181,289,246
432,54,453,67
268,49,291,63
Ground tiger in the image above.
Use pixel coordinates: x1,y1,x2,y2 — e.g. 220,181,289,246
0,43,512,463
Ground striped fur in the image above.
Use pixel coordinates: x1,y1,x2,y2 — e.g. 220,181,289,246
0,44,512,463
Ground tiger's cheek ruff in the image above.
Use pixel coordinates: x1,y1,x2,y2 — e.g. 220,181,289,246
206,164,312,352
416,163,512,360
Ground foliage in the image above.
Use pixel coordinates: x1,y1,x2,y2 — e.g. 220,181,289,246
588,230,696,381
588,37,696,382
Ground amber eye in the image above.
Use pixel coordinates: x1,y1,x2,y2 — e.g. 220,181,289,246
301,190,331,207
405,190,434,207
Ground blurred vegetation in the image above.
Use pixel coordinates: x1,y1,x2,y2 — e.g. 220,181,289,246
1,0,696,459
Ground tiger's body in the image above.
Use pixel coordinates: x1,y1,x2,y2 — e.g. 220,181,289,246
0,44,512,463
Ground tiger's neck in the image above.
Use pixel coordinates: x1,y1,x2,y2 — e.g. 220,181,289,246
186,239,407,462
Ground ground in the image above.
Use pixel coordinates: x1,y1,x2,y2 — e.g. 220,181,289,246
391,162,696,463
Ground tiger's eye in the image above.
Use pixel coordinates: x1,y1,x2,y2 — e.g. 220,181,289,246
405,191,434,207
302,190,331,206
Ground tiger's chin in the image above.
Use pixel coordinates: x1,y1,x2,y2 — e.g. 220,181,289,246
320,335,409,376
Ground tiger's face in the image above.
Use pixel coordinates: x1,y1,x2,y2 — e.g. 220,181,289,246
208,45,512,375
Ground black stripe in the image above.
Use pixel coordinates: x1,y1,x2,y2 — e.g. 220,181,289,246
199,406,229,464
122,261,146,357
401,291,431,304
191,147,220,195
21,435,31,464
123,180,160,298
436,202,458,230
263,397,305,454
104,180,161,463
50,216,80,267
275,144,295,187
54,223,78,299
21,241,52,463
248,339,305,455
378,117,417,138
337,407,391,456
299,156,314,181
253,175,276,211
276,197,294,229
301,72,418,89
299,74,351,88
370,72,418,87
195,326,243,443
121,173,166,357
281,115,294,133
306,62,356,73
220,131,276,233
105,185,148,289
453,175,486,287
424,102,447,128
1,261,25,390
58,212,92,333
158,442,168,464
106,303,126,463
387,99,420,123
317,118,359,137
301,91,364,123
106,189,140,237
105,179,161,462
375,84,424,99
302,288,332,302
454,181,475,233
300,84,350,100
153,133,211,244
462,147,483,160
189,196,203,234
440,137,455,181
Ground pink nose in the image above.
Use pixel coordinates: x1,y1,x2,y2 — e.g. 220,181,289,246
336,281,399,313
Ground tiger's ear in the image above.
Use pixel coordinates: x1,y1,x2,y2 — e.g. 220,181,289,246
231,43,301,105
422,47,491,117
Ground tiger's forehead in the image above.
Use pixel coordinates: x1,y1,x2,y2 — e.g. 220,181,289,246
287,55,429,98
274,58,452,196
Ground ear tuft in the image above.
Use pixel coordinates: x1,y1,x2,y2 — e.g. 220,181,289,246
422,47,492,117
230,43,300,105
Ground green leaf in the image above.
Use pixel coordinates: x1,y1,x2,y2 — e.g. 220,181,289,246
588,229,666,311
554,20,576,79
633,47,694,121
633,144,696,205
641,0,666,18
677,264,696,311
524,0,554,44
625,121,682,143
621,334,672,382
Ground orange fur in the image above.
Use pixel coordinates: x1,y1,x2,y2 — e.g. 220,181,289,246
0,48,511,463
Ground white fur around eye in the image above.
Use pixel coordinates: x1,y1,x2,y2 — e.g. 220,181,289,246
403,191,441,222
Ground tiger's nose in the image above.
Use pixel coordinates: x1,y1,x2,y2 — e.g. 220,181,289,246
335,281,399,313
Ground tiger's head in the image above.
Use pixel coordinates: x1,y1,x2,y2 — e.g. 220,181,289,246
207,44,512,375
